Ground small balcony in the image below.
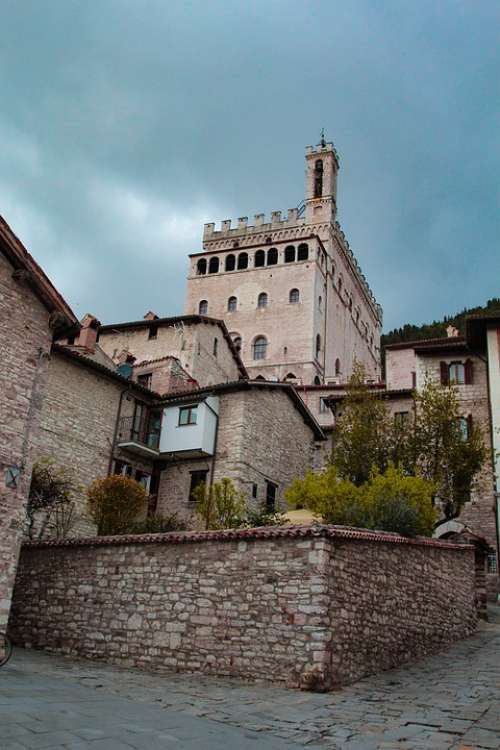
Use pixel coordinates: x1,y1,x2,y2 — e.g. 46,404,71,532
116,415,161,458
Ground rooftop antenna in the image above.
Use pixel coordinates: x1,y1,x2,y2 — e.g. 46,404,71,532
320,128,326,147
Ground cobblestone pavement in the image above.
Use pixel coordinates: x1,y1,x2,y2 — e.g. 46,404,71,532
2,608,499,749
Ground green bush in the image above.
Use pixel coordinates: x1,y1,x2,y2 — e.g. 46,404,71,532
285,464,437,537
130,513,187,534
365,465,437,536
285,464,366,527
86,475,148,536
243,503,286,528
193,478,246,530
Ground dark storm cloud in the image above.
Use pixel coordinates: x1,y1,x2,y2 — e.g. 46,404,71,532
1,0,498,328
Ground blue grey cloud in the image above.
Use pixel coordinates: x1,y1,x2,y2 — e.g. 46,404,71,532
1,0,498,329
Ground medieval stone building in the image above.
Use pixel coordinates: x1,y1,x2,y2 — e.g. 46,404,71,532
0,216,77,629
184,139,382,385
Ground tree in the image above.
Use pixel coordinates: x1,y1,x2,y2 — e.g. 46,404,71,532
27,459,78,539
332,363,414,484
193,478,246,530
86,475,148,536
414,380,486,519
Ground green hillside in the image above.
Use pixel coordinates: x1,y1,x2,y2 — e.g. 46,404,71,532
381,298,500,349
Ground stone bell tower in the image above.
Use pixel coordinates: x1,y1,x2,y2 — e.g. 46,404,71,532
304,131,339,226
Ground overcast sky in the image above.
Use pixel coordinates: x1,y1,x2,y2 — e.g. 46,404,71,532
1,1,498,331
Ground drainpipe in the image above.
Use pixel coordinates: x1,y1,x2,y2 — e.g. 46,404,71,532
204,397,220,490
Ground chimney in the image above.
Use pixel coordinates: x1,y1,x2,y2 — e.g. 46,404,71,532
77,314,100,353
143,311,159,321
446,325,460,338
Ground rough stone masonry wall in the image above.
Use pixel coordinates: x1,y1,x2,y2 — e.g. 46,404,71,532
0,252,52,629
34,352,154,536
9,527,477,689
156,388,319,519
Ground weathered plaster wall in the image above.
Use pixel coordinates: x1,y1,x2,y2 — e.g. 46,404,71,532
385,348,417,390
0,252,52,628
9,527,477,689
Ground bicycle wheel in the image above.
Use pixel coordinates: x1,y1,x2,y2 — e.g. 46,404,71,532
0,633,13,667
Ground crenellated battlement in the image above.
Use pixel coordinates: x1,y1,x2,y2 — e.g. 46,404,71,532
305,140,340,168
203,207,303,240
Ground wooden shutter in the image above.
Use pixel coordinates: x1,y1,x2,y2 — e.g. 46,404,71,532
467,414,473,438
464,358,474,385
440,361,449,385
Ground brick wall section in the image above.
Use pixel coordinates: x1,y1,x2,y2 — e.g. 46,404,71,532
156,388,320,517
34,352,154,535
9,527,477,690
0,253,52,628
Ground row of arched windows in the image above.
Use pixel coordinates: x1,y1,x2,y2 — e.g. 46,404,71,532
196,244,309,275
198,289,301,316
226,332,321,362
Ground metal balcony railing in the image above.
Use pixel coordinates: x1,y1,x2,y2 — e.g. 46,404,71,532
117,415,160,451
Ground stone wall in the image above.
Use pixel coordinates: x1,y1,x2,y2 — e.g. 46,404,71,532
98,320,241,388
0,252,53,628
9,526,477,689
34,351,155,535
416,354,497,570
156,388,320,517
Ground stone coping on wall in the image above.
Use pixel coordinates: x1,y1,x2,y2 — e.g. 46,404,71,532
22,524,474,551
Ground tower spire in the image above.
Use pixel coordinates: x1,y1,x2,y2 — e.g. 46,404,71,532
320,128,326,147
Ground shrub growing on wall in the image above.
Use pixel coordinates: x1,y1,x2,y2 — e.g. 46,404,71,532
130,513,187,534
86,475,148,536
193,478,246,530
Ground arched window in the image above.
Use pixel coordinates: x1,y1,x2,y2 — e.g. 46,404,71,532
267,247,278,265
199,300,208,315
285,373,297,382
314,376,321,385
335,358,341,376
255,249,265,267
315,334,321,359
284,245,295,263
253,336,268,360
196,258,207,275
237,252,248,270
225,254,235,272
257,292,268,309
227,296,237,312
297,243,309,261
232,335,242,352
314,159,323,198
208,257,219,274
255,375,266,381
289,288,300,304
